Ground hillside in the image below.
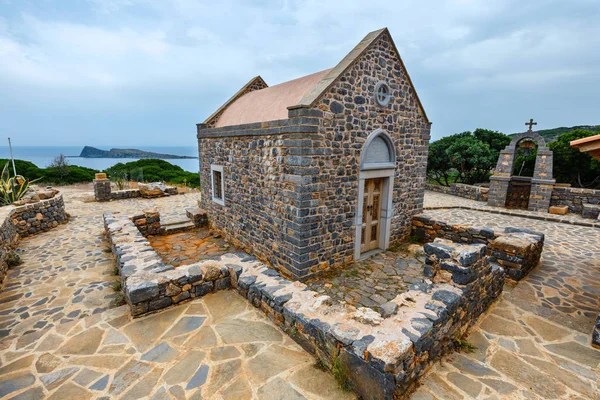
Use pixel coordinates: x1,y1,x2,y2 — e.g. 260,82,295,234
79,146,197,159
510,125,599,142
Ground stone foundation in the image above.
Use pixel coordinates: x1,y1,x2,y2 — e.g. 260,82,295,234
104,211,504,399
0,194,68,290
412,214,544,280
93,178,177,202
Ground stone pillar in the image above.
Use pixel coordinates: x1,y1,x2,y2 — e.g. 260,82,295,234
131,208,162,236
487,176,510,207
528,180,554,212
93,173,112,202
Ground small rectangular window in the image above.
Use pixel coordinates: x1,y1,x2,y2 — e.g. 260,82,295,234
210,165,225,205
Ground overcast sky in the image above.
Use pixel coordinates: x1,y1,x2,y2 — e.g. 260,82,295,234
1,0,599,147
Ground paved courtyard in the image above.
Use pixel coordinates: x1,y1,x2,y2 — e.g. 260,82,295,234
0,188,599,399
306,246,424,310
413,192,600,399
0,187,351,399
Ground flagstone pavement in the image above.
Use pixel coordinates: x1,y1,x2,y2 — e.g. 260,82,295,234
412,192,600,400
0,187,599,399
0,187,353,399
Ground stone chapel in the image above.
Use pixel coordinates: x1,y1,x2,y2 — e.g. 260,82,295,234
197,28,431,281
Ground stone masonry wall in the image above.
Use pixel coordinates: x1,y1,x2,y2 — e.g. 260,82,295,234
0,214,19,290
425,183,488,202
0,194,68,290
197,117,321,280
550,186,600,214
412,214,544,280
104,212,235,316
197,32,430,281
10,195,68,238
309,32,430,270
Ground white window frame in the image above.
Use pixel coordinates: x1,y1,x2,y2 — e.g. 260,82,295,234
210,165,225,206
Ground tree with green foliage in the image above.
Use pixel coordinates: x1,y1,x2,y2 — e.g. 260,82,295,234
427,129,511,186
549,128,600,188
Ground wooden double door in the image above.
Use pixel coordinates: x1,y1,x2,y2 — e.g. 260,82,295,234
361,178,383,253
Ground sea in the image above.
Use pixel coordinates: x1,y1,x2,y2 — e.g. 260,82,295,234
0,146,199,172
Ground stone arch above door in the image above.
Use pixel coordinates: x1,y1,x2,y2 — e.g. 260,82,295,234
360,129,396,171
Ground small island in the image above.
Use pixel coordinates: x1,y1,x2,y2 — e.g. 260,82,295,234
79,146,197,159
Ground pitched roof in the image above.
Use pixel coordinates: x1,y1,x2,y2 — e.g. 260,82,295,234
206,27,430,127
213,69,331,128
571,134,600,160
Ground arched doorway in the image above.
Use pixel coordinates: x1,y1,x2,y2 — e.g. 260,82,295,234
354,129,396,260
488,130,555,212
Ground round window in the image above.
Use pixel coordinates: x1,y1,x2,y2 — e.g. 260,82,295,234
374,81,391,107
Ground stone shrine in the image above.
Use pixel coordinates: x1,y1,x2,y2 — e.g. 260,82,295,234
197,28,431,280
488,119,555,212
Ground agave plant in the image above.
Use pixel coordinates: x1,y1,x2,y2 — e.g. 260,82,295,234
0,162,41,206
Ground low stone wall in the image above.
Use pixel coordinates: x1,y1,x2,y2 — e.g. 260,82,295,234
412,214,544,280
93,178,177,202
104,210,504,399
104,212,232,316
0,194,68,289
10,195,68,238
425,183,489,202
0,215,19,289
550,186,600,214
452,183,489,201
425,183,451,194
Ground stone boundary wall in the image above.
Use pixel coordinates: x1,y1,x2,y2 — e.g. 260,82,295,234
93,178,177,202
10,195,68,238
0,214,19,290
412,214,544,281
550,186,600,215
425,183,489,202
0,194,68,289
104,212,232,316
104,211,504,399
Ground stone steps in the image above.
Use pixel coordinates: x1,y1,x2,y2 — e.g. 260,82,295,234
162,220,196,234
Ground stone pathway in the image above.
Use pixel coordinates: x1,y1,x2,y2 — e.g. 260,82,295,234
306,246,424,310
412,194,600,400
0,187,353,399
148,228,237,267
0,291,353,399
424,190,600,228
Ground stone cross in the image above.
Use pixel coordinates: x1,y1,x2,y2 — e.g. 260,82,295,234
525,118,537,132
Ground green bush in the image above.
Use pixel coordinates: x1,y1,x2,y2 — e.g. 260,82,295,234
104,159,200,188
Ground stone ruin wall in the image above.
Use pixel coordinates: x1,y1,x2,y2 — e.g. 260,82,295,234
0,194,68,290
103,210,505,399
412,214,544,281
